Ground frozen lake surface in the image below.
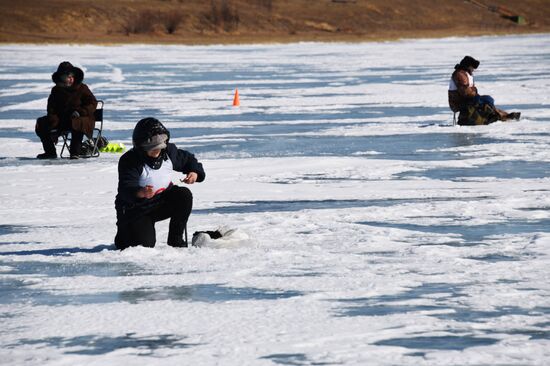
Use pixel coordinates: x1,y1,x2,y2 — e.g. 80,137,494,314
0,34,549,365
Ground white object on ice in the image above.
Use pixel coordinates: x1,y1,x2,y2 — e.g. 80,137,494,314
191,226,252,248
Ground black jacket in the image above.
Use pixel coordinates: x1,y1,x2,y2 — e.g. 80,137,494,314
115,143,205,222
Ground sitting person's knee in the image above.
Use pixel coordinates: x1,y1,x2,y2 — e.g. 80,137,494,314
35,116,49,134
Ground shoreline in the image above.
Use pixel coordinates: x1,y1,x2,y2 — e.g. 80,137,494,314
1,29,548,47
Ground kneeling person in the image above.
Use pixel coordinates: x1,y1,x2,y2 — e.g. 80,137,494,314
115,118,205,250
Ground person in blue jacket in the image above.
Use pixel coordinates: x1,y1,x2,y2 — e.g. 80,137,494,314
114,117,205,250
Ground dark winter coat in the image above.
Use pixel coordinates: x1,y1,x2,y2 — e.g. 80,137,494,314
47,66,97,138
115,143,205,223
448,68,478,113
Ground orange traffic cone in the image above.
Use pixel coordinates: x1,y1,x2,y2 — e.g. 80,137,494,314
232,88,240,107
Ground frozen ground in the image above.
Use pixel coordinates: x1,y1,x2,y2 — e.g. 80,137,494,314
0,34,549,365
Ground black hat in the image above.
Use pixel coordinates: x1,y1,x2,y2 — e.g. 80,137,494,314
56,61,74,74
458,56,480,70
132,117,170,151
52,61,84,84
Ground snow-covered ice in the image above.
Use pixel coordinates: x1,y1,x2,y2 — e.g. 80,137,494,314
0,34,549,365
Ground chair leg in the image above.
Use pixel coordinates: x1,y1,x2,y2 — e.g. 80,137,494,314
59,134,70,159
91,130,102,157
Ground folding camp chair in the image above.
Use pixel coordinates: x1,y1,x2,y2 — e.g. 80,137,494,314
58,100,104,159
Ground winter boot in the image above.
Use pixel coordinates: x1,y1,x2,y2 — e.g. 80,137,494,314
167,236,188,248
508,112,521,120
37,152,57,159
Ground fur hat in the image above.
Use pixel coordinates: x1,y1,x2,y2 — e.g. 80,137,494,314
52,61,84,84
456,56,480,70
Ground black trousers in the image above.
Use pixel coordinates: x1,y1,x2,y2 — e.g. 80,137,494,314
36,116,84,156
115,186,193,250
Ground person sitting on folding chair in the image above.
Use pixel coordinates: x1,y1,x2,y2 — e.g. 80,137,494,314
448,56,520,126
114,117,205,250
35,61,98,159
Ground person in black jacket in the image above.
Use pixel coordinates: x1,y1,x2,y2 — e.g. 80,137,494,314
114,117,205,250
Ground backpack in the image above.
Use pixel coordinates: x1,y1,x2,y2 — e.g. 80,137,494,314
81,136,109,155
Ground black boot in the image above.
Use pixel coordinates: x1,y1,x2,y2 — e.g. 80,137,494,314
37,152,57,159
167,236,188,248
36,124,58,158
36,116,57,159
508,112,521,120
37,138,57,159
